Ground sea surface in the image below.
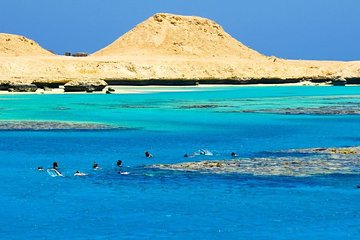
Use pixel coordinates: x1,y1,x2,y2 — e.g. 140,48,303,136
0,86,359,239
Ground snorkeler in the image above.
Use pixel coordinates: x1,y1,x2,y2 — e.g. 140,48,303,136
92,161,99,170
231,152,238,157
46,162,63,176
116,160,122,167
53,162,59,169
198,149,213,156
145,151,153,158
37,166,44,171
49,162,62,175
74,170,87,176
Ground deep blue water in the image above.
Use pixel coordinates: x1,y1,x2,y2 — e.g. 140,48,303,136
0,86,360,239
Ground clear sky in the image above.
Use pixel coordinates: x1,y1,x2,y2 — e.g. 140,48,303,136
1,0,359,60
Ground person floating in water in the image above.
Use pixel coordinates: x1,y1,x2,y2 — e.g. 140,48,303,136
184,154,189,158
74,170,87,177
116,160,122,167
231,152,238,157
93,161,99,170
53,162,59,169
37,166,44,171
198,149,213,156
51,162,62,175
145,151,153,158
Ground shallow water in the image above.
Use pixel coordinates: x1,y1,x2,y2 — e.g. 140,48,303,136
0,86,360,239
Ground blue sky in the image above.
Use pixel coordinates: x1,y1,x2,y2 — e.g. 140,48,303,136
1,0,359,60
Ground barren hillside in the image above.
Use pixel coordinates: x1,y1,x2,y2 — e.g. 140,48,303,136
93,13,265,59
0,33,53,57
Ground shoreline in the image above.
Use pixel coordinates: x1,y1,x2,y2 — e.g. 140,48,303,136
0,81,354,95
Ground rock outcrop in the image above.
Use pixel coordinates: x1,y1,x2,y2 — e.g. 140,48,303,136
64,79,107,92
0,79,37,92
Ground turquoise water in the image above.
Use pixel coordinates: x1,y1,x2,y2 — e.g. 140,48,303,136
0,86,360,239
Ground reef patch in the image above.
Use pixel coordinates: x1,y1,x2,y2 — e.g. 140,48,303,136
0,121,128,131
228,105,360,115
149,146,360,177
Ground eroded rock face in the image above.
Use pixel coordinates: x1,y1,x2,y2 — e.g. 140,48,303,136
64,80,107,92
0,80,10,90
0,80,38,92
331,76,347,86
149,146,360,177
8,84,37,92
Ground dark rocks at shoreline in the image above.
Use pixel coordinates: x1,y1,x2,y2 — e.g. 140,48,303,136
64,80,107,92
33,82,63,89
8,84,38,92
0,80,38,92
0,82,37,92
105,87,115,94
0,121,128,131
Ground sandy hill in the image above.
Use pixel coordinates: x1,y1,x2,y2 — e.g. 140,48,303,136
0,13,359,86
93,13,266,59
0,33,53,57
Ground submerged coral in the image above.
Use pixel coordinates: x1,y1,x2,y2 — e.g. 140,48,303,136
237,105,360,115
0,121,125,131
149,146,360,177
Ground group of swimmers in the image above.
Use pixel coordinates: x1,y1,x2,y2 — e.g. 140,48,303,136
37,151,157,177
37,150,240,176
37,159,124,177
